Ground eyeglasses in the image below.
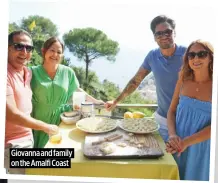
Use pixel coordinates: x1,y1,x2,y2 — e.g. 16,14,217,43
187,51,209,60
154,29,173,38
10,43,34,53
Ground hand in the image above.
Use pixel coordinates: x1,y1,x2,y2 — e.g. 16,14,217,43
44,124,59,135
177,138,189,157
168,134,182,152
73,104,81,110
165,142,177,154
104,100,117,111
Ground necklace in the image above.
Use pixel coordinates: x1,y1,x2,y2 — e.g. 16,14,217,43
195,80,211,92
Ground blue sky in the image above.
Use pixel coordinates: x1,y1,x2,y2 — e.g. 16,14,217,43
9,0,216,89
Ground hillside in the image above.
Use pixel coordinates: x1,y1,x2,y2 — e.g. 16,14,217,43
138,73,157,103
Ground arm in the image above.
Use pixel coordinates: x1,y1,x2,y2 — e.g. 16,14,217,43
6,95,58,135
104,67,150,111
167,79,183,136
166,79,183,151
184,125,211,147
176,125,211,157
114,67,150,104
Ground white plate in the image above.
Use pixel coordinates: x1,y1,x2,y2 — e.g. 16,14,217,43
76,117,118,133
119,118,160,134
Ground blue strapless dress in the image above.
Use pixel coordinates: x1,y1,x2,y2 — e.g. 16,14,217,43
174,95,211,181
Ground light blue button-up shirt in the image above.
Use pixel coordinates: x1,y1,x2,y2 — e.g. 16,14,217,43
141,45,187,118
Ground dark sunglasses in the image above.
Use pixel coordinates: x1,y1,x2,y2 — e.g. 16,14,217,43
154,29,173,38
11,43,34,53
187,50,209,60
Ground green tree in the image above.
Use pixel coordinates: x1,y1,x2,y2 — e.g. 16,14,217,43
61,57,71,67
9,23,20,33
9,15,60,66
20,15,59,57
102,79,120,100
63,27,120,87
72,66,106,100
122,92,155,117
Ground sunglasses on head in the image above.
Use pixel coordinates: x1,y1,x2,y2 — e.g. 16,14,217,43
187,50,209,60
11,43,34,53
154,29,173,38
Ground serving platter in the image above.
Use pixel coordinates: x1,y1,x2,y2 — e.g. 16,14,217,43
76,117,118,133
119,118,160,134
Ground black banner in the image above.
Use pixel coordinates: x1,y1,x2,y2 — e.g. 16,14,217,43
10,148,74,159
9,148,74,168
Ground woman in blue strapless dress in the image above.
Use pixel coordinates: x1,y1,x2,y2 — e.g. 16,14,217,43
166,40,213,181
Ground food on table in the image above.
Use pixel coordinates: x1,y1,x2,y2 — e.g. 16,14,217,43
100,142,116,154
117,142,127,147
63,111,80,117
120,118,159,133
104,133,119,141
85,130,163,159
129,135,144,146
124,112,134,119
92,139,106,145
133,136,140,144
137,144,143,148
92,134,123,146
138,135,146,144
124,137,130,141
130,136,135,144
124,111,145,119
107,134,123,141
128,133,134,136
76,117,117,133
132,111,145,118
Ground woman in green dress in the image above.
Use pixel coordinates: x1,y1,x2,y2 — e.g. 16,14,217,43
30,37,104,148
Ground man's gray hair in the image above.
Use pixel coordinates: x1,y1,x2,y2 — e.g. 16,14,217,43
8,29,33,45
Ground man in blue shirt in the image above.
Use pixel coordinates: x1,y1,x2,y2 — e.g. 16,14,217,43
105,15,186,142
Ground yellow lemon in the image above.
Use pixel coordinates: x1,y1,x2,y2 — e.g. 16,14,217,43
124,112,133,119
132,111,145,119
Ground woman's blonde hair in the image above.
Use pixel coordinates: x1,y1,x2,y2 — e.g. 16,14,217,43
179,39,214,81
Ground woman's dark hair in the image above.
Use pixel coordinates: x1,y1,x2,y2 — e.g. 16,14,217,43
42,36,64,63
42,36,64,54
150,15,176,34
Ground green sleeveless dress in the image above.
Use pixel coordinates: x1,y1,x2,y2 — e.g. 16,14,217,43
30,64,79,148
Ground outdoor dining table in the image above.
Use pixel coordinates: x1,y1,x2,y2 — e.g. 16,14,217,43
25,121,180,180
